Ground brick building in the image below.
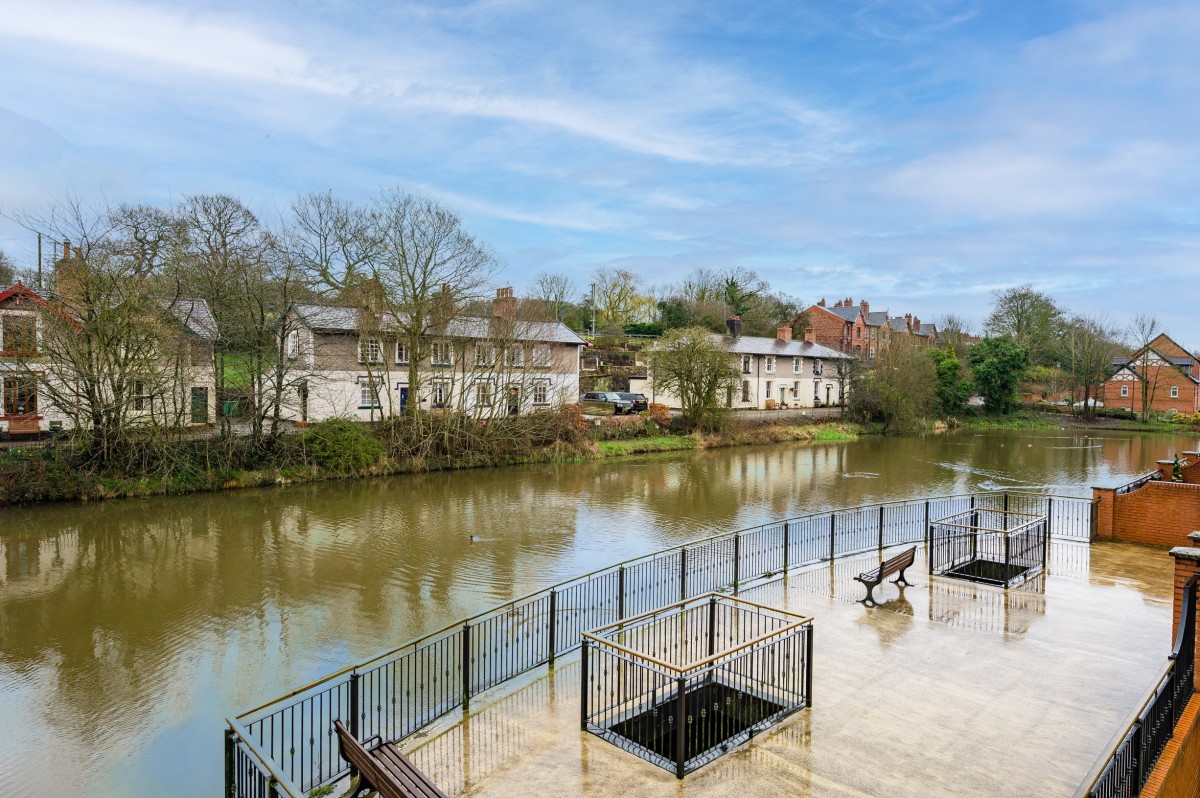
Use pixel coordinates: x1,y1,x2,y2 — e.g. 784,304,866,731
1100,333,1200,415
805,298,868,355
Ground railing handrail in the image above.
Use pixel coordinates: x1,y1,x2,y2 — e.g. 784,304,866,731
1115,471,1161,495
225,717,305,798
236,490,1091,722
1072,575,1198,797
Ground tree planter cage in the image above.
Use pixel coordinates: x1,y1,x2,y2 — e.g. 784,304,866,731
929,508,1048,588
581,593,813,778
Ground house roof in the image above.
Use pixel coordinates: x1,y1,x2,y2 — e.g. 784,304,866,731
887,317,910,333
824,305,863,323
164,298,218,341
917,323,937,337
292,303,585,345
722,334,851,360
865,311,889,327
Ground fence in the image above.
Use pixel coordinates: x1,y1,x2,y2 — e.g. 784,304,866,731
581,594,812,778
226,490,1094,798
929,508,1049,588
1078,575,1197,798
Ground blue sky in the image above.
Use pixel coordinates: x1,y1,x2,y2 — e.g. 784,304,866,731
1,0,1197,339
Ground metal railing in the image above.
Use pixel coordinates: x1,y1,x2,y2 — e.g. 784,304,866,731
1115,472,1161,495
581,594,812,778
929,508,1049,588
1077,575,1198,798
227,490,1094,797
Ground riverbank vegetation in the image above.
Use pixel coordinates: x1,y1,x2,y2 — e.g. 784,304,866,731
0,409,862,506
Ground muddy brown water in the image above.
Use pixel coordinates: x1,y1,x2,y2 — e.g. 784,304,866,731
0,427,1196,797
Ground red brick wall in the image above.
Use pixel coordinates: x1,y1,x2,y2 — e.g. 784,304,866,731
1099,482,1200,547
1100,368,1200,414
806,306,856,354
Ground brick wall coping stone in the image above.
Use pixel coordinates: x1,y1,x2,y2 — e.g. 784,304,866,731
1170,546,1200,562
1190,532,1200,543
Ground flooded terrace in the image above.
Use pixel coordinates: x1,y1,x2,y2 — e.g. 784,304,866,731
399,541,1173,798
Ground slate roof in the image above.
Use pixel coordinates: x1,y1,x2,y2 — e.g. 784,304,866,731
165,298,218,341
865,311,889,327
292,303,585,345
824,305,863,323
721,334,851,360
917,323,937,337
887,317,910,333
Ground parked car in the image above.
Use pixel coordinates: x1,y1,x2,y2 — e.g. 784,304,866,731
618,392,649,412
580,391,635,415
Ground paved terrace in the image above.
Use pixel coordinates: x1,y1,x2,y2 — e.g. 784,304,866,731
395,541,1173,798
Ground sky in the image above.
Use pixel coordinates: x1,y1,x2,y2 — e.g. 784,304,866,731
1,0,1197,338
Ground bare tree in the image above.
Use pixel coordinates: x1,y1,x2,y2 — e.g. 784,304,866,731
0,250,14,285
529,272,575,322
591,267,644,327
1062,314,1119,415
985,285,1062,366
1128,313,1164,421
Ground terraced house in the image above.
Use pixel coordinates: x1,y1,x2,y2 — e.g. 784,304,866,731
634,316,853,410
0,280,218,438
281,288,585,422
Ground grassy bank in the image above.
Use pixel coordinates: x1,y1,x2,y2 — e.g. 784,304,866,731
956,408,1200,434
0,413,864,507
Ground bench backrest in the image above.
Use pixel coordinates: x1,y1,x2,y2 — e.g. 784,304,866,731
880,546,916,576
334,720,404,798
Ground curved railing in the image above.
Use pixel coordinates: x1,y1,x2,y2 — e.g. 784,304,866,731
225,490,1093,797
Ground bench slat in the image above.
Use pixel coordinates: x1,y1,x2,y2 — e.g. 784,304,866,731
334,720,447,798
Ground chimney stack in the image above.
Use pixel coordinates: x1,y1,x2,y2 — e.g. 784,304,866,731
803,328,816,343
776,324,792,343
726,315,742,339
818,298,826,307
62,240,71,260
860,299,869,315
913,316,921,333
494,286,516,321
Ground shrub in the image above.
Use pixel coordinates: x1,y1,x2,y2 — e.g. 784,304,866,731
301,419,386,475
647,403,671,426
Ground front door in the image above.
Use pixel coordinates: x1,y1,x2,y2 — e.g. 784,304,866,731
399,387,409,413
298,383,309,423
507,386,520,416
190,387,209,424
3,376,39,435
825,385,833,406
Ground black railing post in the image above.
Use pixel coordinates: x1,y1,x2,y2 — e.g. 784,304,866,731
348,670,361,782
805,625,814,708
877,505,885,553
675,676,688,779
580,639,590,730
924,501,930,547
708,596,718,658
680,547,688,601
782,520,790,573
829,513,836,562
617,566,626,620
547,589,558,667
733,534,741,594
1004,492,1009,515
461,623,471,713
1047,497,1055,537
224,727,236,798
1133,720,1146,789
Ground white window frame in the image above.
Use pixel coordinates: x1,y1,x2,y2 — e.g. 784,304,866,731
532,379,550,405
431,379,450,408
475,344,495,368
1121,385,1129,397
475,379,493,406
793,357,802,374
286,330,300,360
359,337,383,364
395,341,409,364
764,355,775,374
358,376,383,409
431,341,452,367
504,346,523,368
1171,385,1180,398
765,380,773,398
531,344,552,368
813,359,823,376
741,356,752,375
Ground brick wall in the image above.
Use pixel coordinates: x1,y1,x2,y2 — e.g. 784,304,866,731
1092,481,1200,547
1100,368,1200,415
1144,546,1200,798
805,306,853,353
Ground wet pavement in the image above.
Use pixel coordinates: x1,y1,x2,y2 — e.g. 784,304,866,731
399,541,1174,798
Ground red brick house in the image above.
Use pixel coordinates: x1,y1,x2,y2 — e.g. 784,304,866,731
1100,333,1200,415
805,298,868,355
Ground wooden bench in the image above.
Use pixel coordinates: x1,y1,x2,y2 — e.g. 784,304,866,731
334,720,447,798
854,546,916,607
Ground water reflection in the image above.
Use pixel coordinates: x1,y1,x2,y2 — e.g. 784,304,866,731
0,427,1195,796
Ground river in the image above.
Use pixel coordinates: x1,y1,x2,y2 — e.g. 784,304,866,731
0,427,1196,796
